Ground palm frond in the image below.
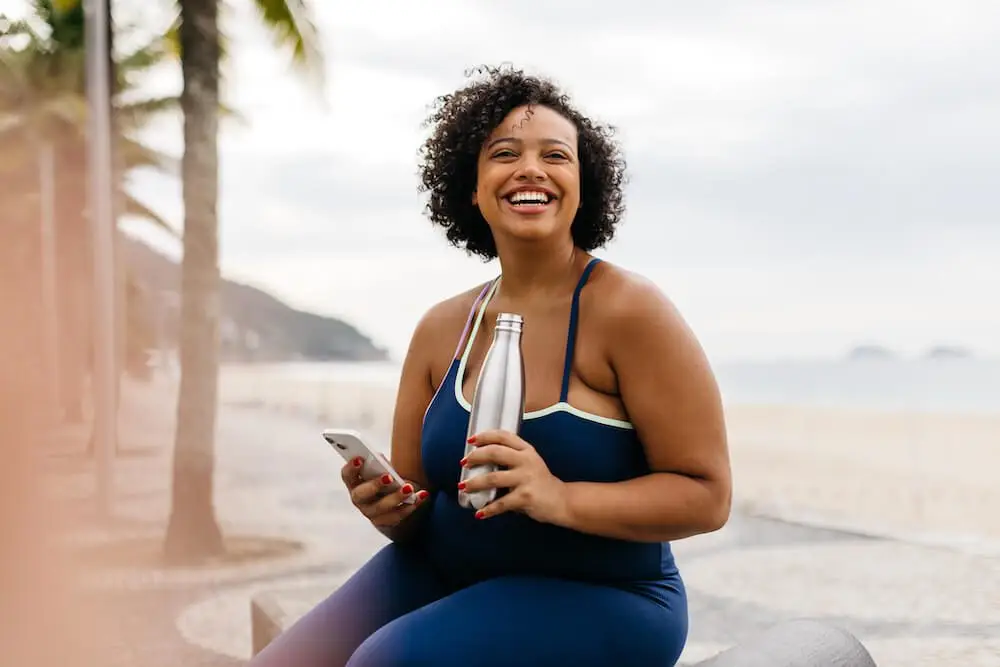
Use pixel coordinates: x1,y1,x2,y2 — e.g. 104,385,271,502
219,99,247,125
43,0,86,50
118,34,174,74
161,9,181,59
250,0,326,92
116,94,180,127
49,0,81,14
118,135,178,174
123,192,179,237
0,18,46,43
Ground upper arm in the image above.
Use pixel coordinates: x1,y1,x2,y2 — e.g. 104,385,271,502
388,308,442,489
388,291,479,490
609,276,732,497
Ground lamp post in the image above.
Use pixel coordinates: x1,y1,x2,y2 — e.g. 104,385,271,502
84,0,117,517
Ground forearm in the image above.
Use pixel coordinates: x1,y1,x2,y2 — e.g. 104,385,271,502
559,473,730,542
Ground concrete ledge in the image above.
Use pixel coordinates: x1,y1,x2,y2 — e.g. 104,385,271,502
250,585,332,656
251,589,877,666
250,593,286,657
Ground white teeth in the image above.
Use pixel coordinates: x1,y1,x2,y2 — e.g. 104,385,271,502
508,191,551,205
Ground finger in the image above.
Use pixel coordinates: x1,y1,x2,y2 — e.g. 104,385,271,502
462,444,522,469
468,429,530,450
370,479,421,516
354,471,405,509
459,469,519,494
340,456,365,485
350,477,384,507
370,489,431,527
474,492,520,520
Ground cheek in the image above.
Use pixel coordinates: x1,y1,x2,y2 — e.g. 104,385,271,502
559,170,582,204
473,169,496,204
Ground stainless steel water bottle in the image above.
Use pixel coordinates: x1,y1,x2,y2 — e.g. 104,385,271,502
458,312,525,511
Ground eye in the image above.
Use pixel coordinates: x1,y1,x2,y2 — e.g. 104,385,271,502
491,149,517,159
545,151,569,160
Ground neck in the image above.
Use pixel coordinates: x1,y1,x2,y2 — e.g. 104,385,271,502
494,237,587,301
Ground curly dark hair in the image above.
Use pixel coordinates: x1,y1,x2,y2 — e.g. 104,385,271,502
417,65,627,260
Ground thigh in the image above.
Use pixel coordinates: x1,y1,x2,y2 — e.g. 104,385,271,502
347,576,688,667
247,542,451,667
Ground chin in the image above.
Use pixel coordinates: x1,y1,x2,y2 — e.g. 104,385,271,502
496,216,567,245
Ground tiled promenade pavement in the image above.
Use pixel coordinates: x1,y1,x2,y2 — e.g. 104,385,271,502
45,377,1000,666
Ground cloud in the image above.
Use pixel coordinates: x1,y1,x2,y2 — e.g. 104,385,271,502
122,0,1000,360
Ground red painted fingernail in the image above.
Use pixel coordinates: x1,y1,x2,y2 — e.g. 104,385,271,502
417,490,429,500
380,474,392,485
457,482,466,490
467,436,476,444
459,457,468,466
353,457,363,468
401,484,413,495
475,510,485,519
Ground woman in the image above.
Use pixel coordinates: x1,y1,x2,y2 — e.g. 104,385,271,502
249,65,732,667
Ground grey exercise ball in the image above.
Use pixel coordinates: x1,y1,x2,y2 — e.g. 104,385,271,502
691,619,877,667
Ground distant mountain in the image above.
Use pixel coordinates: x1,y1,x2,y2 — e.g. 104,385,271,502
123,235,389,363
845,343,976,362
847,344,895,361
924,345,974,360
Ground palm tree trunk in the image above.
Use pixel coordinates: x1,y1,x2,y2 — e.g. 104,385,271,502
108,0,125,431
163,0,225,563
55,141,90,425
87,0,124,453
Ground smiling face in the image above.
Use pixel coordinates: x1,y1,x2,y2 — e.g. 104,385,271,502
472,104,581,251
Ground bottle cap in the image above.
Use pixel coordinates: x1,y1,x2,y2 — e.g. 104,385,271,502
496,312,523,333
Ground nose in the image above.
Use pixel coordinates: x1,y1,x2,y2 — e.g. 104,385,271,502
514,155,547,182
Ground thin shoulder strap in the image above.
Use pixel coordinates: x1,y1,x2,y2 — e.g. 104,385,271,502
453,278,499,360
559,258,603,402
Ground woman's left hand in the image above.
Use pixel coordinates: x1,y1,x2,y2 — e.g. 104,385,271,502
459,429,570,525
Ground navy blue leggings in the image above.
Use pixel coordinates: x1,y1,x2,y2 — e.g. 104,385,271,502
247,542,688,667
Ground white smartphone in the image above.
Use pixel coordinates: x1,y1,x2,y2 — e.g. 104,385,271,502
321,428,416,504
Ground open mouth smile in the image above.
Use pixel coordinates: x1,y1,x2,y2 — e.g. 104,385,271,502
503,189,557,213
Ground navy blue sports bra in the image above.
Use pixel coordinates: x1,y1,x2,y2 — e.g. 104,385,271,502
418,258,679,596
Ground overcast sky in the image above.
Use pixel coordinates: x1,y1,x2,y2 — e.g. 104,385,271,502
9,0,998,362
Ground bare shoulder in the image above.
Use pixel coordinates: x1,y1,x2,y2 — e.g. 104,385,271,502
588,260,721,423
411,283,490,346
405,282,493,382
587,261,692,341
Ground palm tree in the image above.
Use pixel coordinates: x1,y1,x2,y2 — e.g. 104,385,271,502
1,4,180,232
36,0,324,563
166,0,324,563
0,1,180,427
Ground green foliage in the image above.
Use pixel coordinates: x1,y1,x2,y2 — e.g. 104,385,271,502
250,0,325,89
0,0,179,236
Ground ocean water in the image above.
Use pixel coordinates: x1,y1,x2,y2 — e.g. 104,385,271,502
713,358,1000,415
230,357,1000,417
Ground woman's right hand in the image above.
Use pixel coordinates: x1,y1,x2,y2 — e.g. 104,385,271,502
340,457,430,528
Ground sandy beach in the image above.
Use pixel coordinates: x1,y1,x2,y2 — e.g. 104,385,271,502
41,370,998,666
724,404,1000,545
216,364,1000,548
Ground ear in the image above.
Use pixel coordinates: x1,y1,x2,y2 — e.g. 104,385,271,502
471,189,478,206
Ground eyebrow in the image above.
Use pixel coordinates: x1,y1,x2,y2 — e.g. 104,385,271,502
486,137,575,151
